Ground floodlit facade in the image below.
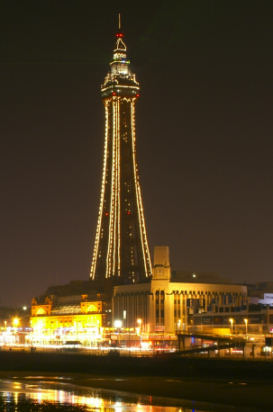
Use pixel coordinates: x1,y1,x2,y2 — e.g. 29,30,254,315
30,294,107,346
90,23,152,284
113,246,248,335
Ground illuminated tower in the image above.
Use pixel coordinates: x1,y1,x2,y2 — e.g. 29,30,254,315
90,21,152,284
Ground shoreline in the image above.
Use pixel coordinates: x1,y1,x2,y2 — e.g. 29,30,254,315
0,370,272,410
1,351,273,409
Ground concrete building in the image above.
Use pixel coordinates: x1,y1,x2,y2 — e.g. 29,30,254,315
113,246,247,335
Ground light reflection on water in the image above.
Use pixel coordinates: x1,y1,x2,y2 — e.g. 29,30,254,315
0,378,202,411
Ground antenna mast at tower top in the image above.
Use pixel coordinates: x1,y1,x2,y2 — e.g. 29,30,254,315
118,13,121,30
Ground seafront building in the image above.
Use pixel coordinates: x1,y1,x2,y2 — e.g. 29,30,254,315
113,246,248,335
29,246,248,346
30,294,108,346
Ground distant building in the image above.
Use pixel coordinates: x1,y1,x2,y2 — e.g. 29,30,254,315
248,282,273,306
250,293,273,306
30,294,109,345
113,246,247,335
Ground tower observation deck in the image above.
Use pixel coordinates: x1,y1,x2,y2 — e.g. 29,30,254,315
90,23,152,284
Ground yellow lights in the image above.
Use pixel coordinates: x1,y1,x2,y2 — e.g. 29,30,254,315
30,298,104,348
6,387,106,409
81,303,100,313
106,99,117,278
104,96,123,278
130,102,152,277
30,313,103,347
91,94,152,281
31,318,45,334
244,318,248,335
12,317,20,328
136,318,143,336
114,319,122,328
117,100,121,276
90,99,110,279
90,30,152,283
140,341,152,351
229,318,234,334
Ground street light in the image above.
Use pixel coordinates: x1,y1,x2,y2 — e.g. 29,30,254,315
12,317,20,328
114,319,122,329
177,319,181,330
123,309,127,320
136,318,142,333
229,318,234,334
244,318,248,336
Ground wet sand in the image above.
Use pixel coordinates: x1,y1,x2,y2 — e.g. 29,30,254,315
0,371,272,410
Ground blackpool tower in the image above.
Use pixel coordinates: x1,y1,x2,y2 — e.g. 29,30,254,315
90,21,152,284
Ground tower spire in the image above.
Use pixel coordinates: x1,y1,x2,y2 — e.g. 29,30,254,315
114,12,125,54
90,24,152,284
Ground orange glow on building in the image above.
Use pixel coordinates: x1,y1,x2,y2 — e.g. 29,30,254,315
30,294,106,346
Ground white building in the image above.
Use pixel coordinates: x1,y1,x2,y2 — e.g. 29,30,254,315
113,246,247,334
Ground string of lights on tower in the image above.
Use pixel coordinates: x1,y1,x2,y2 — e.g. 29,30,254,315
90,17,152,284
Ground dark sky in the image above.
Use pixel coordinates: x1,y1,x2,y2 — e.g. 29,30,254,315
0,1,272,306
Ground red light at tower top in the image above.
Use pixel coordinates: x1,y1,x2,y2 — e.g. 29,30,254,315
116,13,124,38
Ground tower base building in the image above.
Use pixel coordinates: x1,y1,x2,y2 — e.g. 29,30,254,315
113,246,248,335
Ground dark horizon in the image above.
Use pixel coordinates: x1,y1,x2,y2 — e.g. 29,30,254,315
0,1,272,306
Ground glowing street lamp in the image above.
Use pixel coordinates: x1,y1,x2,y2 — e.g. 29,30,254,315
136,318,142,333
136,319,143,346
244,318,248,336
229,318,234,334
114,319,122,329
12,317,20,328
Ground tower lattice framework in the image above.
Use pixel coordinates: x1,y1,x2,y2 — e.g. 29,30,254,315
90,26,152,284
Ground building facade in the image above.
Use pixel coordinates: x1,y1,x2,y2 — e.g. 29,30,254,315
90,24,152,284
113,247,248,335
30,294,107,345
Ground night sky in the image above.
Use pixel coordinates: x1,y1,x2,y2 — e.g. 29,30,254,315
0,1,272,306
